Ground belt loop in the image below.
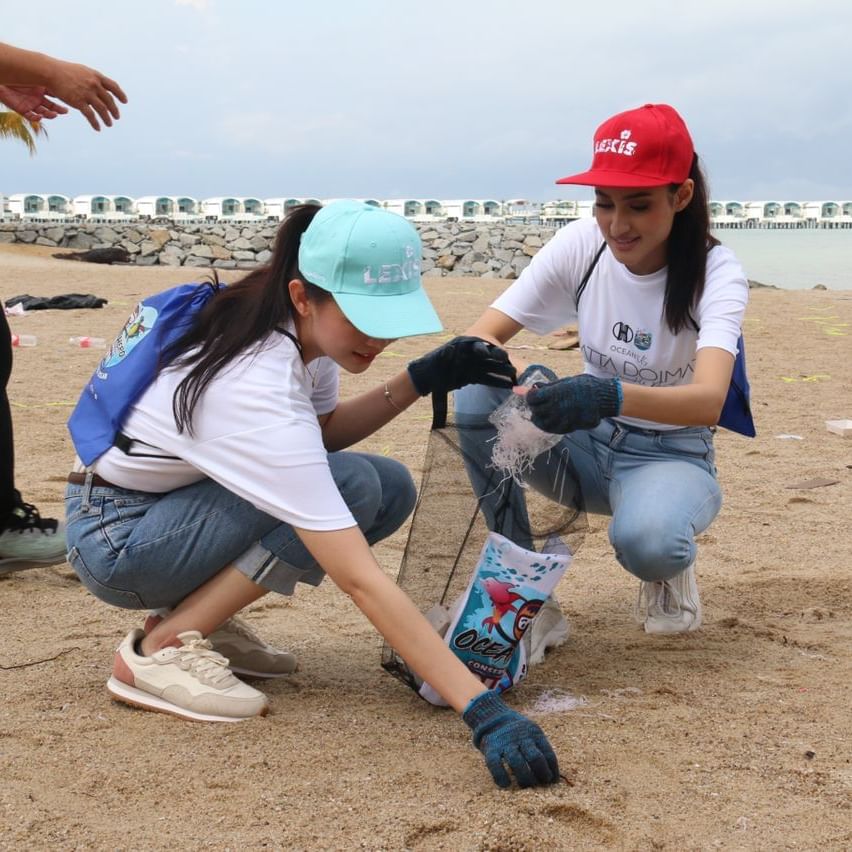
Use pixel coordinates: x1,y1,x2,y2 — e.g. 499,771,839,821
80,470,94,512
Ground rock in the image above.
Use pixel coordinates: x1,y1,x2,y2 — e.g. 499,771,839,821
66,233,96,250
256,249,273,264
212,259,238,269
424,267,444,277
812,283,828,290
0,232,14,243
35,237,58,247
94,226,120,244
184,255,212,267
747,279,778,289
230,237,253,251
45,227,65,243
135,254,159,266
158,252,183,266
18,230,37,243
436,254,456,270
249,235,268,251
147,228,171,249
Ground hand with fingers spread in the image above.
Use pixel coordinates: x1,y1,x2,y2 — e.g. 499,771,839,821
463,691,560,788
0,42,127,131
42,58,127,130
408,335,517,396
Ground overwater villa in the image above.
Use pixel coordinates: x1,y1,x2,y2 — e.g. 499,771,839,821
7,193,71,221
72,195,136,222
201,197,266,222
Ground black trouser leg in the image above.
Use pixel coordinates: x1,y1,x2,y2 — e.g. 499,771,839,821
0,310,17,523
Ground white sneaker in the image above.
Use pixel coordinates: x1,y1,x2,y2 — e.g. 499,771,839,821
107,629,269,722
208,615,298,678
638,562,703,634
524,596,570,665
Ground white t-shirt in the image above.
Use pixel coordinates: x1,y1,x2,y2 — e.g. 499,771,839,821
492,218,749,430
88,328,356,531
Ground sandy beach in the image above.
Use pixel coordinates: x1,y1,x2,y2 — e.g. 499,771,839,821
1,243,850,851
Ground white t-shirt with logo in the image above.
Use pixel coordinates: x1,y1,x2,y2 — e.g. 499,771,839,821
87,329,356,531
492,218,749,430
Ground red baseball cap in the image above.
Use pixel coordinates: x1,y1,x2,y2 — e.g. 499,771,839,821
556,103,694,188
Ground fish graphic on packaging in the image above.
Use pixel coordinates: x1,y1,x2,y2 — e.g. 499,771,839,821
419,531,571,706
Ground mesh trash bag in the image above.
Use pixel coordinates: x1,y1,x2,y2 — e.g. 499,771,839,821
381,390,587,697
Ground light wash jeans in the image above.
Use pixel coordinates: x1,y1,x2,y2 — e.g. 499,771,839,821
64,451,416,610
454,384,722,582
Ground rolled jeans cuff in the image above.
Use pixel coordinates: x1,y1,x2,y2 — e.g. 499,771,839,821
232,541,325,596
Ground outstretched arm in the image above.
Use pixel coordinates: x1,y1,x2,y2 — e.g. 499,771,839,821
320,335,517,451
0,42,127,130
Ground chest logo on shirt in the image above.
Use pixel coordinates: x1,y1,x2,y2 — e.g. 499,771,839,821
634,330,653,350
612,321,633,343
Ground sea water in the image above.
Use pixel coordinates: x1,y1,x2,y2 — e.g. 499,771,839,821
711,229,852,290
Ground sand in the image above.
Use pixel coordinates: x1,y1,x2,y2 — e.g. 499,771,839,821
1,244,850,851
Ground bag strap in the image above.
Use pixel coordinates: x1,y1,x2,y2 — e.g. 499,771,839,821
575,242,607,308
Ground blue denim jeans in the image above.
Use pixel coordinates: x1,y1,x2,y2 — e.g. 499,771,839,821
454,384,722,582
64,451,417,610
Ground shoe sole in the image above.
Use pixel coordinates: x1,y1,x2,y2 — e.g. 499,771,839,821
229,664,297,679
0,557,68,576
106,676,268,723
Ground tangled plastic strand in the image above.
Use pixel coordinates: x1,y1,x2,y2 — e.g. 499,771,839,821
488,370,563,486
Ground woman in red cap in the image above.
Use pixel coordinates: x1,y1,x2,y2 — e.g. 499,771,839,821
456,103,750,641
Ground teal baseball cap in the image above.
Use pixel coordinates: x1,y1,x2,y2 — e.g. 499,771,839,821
298,200,443,339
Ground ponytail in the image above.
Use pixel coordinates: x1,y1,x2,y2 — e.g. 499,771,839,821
169,203,326,433
664,155,719,333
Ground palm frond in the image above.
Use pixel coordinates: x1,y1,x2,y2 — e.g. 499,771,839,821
0,112,48,155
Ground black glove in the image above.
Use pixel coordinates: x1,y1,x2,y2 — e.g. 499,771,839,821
525,373,623,433
407,336,517,396
463,691,560,788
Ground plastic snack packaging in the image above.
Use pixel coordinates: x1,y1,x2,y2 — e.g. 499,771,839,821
419,530,571,706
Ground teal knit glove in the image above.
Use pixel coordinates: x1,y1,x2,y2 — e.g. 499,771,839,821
463,691,560,788
525,373,623,433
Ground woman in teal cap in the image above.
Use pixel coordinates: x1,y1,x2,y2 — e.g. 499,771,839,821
65,200,558,789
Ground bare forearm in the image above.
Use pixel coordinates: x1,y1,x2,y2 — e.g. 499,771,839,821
322,370,420,451
296,526,485,711
621,381,726,426
0,43,56,85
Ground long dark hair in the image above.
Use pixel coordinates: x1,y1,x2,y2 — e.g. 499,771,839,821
166,203,330,433
664,154,719,334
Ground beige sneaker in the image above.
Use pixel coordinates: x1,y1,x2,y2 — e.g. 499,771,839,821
107,629,268,722
144,613,298,678
208,615,298,678
637,562,703,634
523,596,571,665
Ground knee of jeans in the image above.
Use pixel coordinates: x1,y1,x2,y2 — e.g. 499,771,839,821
609,519,694,582
379,459,417,532
453,383,509,424
333,455,384,528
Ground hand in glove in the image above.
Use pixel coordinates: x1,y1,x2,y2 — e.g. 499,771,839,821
463,691,560,788
525,373,623,434
408,336,517,396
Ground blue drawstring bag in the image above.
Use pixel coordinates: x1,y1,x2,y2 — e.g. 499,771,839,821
68,281,222,465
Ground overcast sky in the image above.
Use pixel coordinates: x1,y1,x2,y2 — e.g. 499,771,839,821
2,0,851,203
